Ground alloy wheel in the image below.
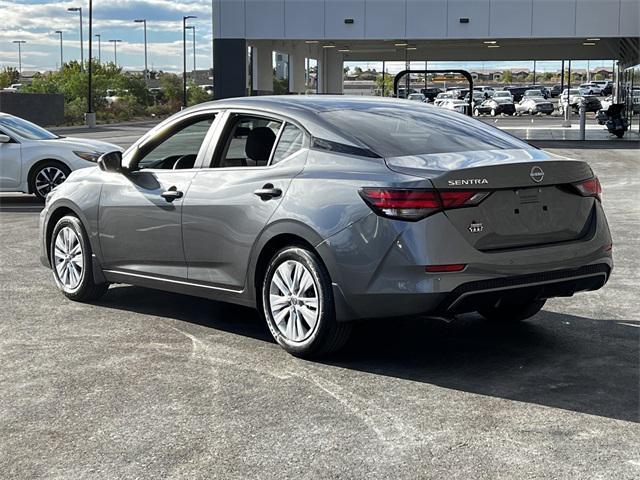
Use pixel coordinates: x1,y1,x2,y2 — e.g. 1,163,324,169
35,166,66,198
53,227,83,290
268,260,319,342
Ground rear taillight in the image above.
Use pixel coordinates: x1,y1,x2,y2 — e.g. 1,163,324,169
573,177,602,201
359,188,489,221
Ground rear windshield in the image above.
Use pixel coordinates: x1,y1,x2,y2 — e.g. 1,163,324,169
318,106,529,157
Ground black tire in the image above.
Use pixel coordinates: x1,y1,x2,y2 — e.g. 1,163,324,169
261,246,351,358
479,299,546,323
50,215,109,302
473,108,479,117
490,108,496,116
29,161,71,201
614,130,625,138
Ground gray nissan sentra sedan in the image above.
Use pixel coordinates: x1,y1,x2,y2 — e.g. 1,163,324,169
40,96,613,357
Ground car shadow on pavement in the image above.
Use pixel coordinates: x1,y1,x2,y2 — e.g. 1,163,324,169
98,285,638,423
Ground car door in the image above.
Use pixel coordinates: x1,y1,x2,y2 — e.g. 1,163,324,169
0,129,22,189
98,111,220,280
182,111,308,290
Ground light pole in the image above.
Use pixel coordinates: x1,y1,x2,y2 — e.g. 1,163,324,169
182,15,197,108
54,31,64,69
95,34,101,63
134,19,148,80
185,25,196,73
86,0,95,127
67,7,83,70
109,39,122,67
12,40,26,74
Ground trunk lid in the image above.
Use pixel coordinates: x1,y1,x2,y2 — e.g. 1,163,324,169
386,149,597,251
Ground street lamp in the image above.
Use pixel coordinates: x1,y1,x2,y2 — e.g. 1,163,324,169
182,15,197,107
54,31,63,69
134,19,148,80
185,25,196,74
12,40,26,74
95,34,101,63
109,39,122,67
67,7,83,70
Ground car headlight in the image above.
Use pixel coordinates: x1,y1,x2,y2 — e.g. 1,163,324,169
73,150,102,162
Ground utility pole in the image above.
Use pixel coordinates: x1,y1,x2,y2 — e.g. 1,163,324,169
54,31,63,69
134,19,148,80
67,7,83,70
12,40,26,74
182,15,197,108
95,34,101,63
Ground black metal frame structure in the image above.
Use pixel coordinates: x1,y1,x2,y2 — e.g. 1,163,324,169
393,69,474,116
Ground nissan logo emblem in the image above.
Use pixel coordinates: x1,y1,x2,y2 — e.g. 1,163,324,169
530,166,544,183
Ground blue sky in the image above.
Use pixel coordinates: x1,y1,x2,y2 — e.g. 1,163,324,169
3,1,611,74
2,0,214,72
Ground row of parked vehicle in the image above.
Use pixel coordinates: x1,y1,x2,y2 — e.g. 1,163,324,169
408,84,615,117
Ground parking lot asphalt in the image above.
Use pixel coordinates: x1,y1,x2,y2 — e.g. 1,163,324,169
1,135,639,479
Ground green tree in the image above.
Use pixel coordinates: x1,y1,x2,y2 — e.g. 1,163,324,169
502,69,513,83
0,67,19,89
375,72,394,97
188,82,212,106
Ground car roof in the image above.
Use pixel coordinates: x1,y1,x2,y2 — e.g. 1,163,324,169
162,95,452,148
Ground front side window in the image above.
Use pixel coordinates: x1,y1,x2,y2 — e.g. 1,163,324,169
271,124,304,165
216,115,282,168
137,116,216,170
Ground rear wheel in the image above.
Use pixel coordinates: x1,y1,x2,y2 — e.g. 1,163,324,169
261,246,351,358
50,215,109,302
473,108,480,117
490,108,496,116
479,299,546,323
614,130,625,138
30,161,70,201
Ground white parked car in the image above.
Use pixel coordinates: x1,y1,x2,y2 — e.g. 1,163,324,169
0,113,122,200
407,93,427,102
491,91,514,102
3,83,23,92
579,83,602,96
433,92,455,107
438,99,468,114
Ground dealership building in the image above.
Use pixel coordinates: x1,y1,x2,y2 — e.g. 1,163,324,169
212,0,639,99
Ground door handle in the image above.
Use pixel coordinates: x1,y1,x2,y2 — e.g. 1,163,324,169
254,184,282,199
161,187,183,203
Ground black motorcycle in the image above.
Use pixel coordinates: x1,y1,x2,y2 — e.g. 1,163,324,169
596,103,629,138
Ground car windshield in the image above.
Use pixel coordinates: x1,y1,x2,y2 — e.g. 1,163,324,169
525,90,543,96
0,115,59,140
319,106,529,157
493,92,510,98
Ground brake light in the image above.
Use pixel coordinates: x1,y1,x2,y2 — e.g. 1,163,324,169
425,264,466,273
359,188,489,221
573,177,602,201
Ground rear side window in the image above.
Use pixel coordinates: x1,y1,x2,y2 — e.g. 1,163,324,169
271,123,304,165
319,106,529,158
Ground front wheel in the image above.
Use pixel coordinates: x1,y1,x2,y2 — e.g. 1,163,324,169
614,130,625,138
30,161,71,201
261,246,351,358
473,108,480,117
50,215,109,302
490,108,496,116
479,299,546,323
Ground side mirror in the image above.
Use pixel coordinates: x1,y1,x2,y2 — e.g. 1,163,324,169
0,134,11,143
98,151,123,173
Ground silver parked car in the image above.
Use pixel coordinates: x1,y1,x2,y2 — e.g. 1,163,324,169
40,96,613,357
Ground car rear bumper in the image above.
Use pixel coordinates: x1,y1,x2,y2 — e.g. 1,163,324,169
318,204,613,321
